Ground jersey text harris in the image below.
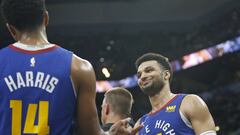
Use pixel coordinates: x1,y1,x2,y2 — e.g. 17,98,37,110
4,71,59,93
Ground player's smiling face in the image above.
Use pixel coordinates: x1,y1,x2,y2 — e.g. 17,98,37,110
137,60,165,96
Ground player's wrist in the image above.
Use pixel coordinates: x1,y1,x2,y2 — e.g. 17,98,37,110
200,130,217,135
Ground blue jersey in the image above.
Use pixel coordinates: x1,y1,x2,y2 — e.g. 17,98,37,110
139,94,195,135
0,44,76,135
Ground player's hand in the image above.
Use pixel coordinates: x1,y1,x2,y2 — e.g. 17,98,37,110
108,118,143,135
130,124,143,135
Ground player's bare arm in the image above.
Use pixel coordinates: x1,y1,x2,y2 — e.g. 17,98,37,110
71,54,102,135
181,94,216,135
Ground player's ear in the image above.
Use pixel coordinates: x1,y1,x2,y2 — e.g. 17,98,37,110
164,70,171,81
43,11,49,26
6,23,19,41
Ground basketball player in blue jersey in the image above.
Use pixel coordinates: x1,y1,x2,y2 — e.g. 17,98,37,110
134,53,216,135
0,0,140,134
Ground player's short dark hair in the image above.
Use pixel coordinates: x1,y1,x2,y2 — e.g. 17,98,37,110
135,52,173,81
1,0,46,32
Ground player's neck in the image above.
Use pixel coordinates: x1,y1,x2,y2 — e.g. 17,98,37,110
18,29,49,46
149,85,175,113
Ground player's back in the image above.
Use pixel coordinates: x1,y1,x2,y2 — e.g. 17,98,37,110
0,43,76,135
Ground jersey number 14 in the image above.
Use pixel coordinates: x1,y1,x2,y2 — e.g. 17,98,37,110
10,100,50,135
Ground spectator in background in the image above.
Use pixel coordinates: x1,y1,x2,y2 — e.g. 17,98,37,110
101,87,135,131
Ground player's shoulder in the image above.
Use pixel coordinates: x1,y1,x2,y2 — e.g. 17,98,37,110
70,54,96,95
183,94,204,104
181,94,208,115
72,54,93,72
71,54,95,83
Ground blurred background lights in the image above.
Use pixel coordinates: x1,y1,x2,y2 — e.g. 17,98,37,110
102,67,110,78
